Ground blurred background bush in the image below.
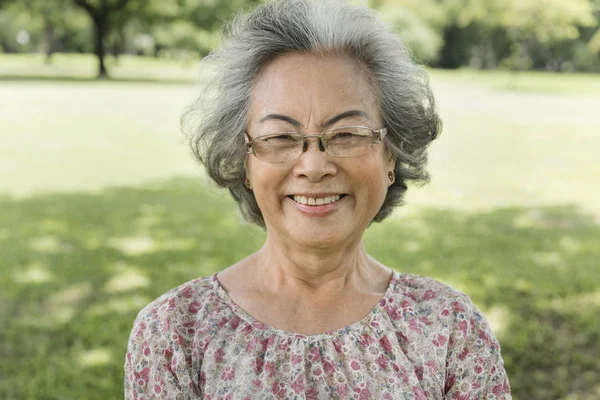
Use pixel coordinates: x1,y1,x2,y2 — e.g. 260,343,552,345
1,0,599,399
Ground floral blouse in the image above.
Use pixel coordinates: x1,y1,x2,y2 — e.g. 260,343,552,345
124,271,511,399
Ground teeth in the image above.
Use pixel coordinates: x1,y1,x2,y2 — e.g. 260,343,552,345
292,195,342,206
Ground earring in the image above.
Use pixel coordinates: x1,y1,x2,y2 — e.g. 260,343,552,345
245,178,252,190
388,171,395,184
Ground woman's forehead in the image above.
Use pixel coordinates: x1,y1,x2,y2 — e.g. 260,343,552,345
249,53,380,128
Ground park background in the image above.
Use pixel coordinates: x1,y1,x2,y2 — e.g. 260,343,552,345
1,0,599,399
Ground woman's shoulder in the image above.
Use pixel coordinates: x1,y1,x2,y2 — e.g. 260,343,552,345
388,271,479,315
132,274,223,330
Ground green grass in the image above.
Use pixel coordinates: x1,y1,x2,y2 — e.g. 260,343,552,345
1,54,600,399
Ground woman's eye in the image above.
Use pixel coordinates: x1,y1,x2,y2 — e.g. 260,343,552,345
330,132,356,141
264,135,299,145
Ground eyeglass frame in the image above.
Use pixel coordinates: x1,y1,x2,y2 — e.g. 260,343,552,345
244,126,388,163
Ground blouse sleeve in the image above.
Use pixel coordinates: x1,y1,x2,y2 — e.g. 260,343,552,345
443,296,512,399
124,303,199,400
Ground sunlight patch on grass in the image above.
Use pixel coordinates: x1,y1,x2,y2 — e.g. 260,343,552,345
483,305,511,340
403,240,421,253
36,282,93,326
531,251,565,269
86,295,151,317
559,235,583,254
39,219,68,234
547,290,600,312
78,347,113,368
109,235,156,256
30,235,72,253
0,229,10,241
104,266,150,293
13,262,55,284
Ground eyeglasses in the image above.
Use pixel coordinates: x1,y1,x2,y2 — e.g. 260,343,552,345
245,126,387,163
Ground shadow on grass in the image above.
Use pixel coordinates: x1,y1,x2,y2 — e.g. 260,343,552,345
1,177,598,399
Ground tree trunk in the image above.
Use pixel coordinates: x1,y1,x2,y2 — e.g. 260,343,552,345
93,15,109,78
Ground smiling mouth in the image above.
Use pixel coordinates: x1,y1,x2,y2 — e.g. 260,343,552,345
290,194,346,206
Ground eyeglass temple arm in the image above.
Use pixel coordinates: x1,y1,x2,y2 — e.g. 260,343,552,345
244,132,254,154
374,128,387,144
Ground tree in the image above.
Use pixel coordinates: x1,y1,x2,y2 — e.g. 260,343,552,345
72,0,136,77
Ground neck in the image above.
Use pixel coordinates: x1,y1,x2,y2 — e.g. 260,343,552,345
253,233,382,296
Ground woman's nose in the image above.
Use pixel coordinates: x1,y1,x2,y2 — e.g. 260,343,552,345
301,135,325,153
294,137,336,182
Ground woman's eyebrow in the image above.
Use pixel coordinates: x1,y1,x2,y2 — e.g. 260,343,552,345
322,110,368,128
259,110,369,129
259,114,302,127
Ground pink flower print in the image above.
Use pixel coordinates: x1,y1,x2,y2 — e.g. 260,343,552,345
422,289,437,300
252,356,264,373
217,316,228,328
474,364,483,374
400,299,412,310
386,305,402,320
264,361,276,378
353,382,372,400
312,367,323,377
414,365,424,381
333,339,343,353
306,387,319,400
278,338,290,351
336,384,350,396
426,360,438,373
221,366,235,381
444,374,456,393
360,333,375,347
142,341,151,357
453,300,466,313
308,346,321,362
376,354,389,369
379,335,393,353
214,347,225,363
433,334,448,347
419,316,432,326
188,300,201,314
457,320,468,337
246,337,258,352
251,379,262,388
134,367,150,387
441,308,450,317
241,324,253,335
271,382,286,398
351,360,361,371
413,386,427,400
493,384,505,396
323,359,336,375
397,331,409,343
135,321,146,336
409,318,422,334
458,346,470,361
167,297,177,311
229,315,241,329
291,353,302,365
154,384,162,394
182,285,194,298
198,371,206,387
291,375,305,394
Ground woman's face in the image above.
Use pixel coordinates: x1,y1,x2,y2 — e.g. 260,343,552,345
246,52,395,250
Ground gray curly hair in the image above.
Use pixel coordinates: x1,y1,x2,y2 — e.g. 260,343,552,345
181,0,441,229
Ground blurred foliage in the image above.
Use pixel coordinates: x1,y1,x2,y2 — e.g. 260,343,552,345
0,0,599,73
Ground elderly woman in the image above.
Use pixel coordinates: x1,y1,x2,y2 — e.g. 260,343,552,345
125,0,511,398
